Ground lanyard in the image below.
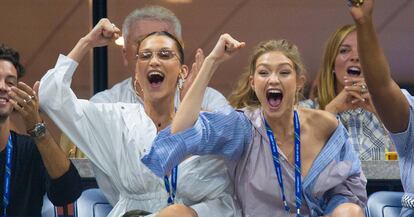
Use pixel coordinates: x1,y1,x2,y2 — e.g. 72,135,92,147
264,110,302,217
2,134,13,217
163,166,178,205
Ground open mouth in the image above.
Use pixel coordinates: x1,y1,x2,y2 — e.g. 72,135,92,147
347,66,361,76
266,89,283,108
147,70,165,88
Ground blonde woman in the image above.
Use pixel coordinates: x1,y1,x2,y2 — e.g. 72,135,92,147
143,34,367,217
300,25,393,160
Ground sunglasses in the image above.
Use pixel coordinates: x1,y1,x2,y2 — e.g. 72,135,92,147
136,49,180,61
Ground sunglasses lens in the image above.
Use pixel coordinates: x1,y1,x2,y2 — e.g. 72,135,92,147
158,50,174,59
137,50,176,61
137,51,152,60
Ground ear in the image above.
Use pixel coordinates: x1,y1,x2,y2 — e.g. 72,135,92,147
249,74,255,91
296,74,306,92
180,65,189,79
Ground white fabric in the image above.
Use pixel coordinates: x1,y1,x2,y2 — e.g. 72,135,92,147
89,70,229,207
39,55,239,217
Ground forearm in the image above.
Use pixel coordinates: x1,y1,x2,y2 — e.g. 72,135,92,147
172,57,220,134
356,19,391,91
67,37,93,63
356,19,410,132
35,131,70,179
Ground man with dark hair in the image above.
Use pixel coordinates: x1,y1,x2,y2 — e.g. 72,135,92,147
0,44,81,216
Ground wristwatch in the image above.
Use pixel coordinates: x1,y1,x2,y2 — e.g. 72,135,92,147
27,122,46,138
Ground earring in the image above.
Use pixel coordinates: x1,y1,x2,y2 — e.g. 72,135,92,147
178,78,185,90
134,79,143,97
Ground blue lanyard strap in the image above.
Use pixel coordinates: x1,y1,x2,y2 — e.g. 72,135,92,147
164,166,178,205
3,134,13,217
264,110,302,217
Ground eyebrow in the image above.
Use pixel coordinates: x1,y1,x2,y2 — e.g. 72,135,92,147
139,47,174,51
256,62,293,68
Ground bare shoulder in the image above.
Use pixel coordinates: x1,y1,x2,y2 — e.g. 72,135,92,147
299,107,339,139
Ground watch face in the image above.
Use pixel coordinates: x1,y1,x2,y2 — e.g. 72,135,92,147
29,123,46,138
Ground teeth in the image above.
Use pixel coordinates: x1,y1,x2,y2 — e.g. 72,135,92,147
0,99,7,103
148,71,164,77
267,89,281,94
348,66,360,71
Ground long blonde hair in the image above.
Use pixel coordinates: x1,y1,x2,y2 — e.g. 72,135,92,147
311,24,356,109
229,39,306,109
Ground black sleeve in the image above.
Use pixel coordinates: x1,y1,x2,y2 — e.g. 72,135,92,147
46,162,82,206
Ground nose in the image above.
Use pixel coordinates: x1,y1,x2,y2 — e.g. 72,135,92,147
350,50,360,63
0,80,9,93
268,72,280,84
148,53,161,67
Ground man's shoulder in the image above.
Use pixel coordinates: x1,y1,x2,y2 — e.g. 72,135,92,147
201,87,229,111
91,77,134,103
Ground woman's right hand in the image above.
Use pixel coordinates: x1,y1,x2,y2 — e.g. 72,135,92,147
68,18,121,62
206,33,245,64
82,18,121,48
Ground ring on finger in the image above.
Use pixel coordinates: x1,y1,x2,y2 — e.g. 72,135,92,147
23,99,27,104
26,97,32,103
360,84,368,93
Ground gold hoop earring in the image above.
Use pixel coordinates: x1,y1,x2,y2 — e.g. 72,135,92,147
134,79,143,97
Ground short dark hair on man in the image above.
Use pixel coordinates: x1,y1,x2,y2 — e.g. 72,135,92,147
0,44,25,78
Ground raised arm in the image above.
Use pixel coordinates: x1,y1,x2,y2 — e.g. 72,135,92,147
68,18,120,62
349,0,410,133
9,81,82,205
171,34,245,134
39,19,126,176
9,81,71,178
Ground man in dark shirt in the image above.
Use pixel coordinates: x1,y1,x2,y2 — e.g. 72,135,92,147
0,44,82,216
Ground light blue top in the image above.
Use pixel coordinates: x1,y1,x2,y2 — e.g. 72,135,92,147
390,90,414,216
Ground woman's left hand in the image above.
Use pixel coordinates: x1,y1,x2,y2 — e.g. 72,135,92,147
344,76,376,113
348,0,374,25
8,81,42,131
207,33,245,64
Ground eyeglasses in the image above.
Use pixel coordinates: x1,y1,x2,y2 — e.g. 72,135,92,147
136,49,180,62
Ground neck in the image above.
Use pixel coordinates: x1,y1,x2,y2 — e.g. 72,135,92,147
0,118,10,151
335,82,344,95
264,108,295,142
144,95,175,131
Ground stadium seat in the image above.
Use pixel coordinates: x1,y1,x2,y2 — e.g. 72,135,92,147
42,188,112,217
42,194,57,217
367,191,403,217
75,188,113,217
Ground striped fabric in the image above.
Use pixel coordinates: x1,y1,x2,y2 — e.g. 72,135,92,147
300,99,393,160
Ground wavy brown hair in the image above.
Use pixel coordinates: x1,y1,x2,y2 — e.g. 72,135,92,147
229,39,306,109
